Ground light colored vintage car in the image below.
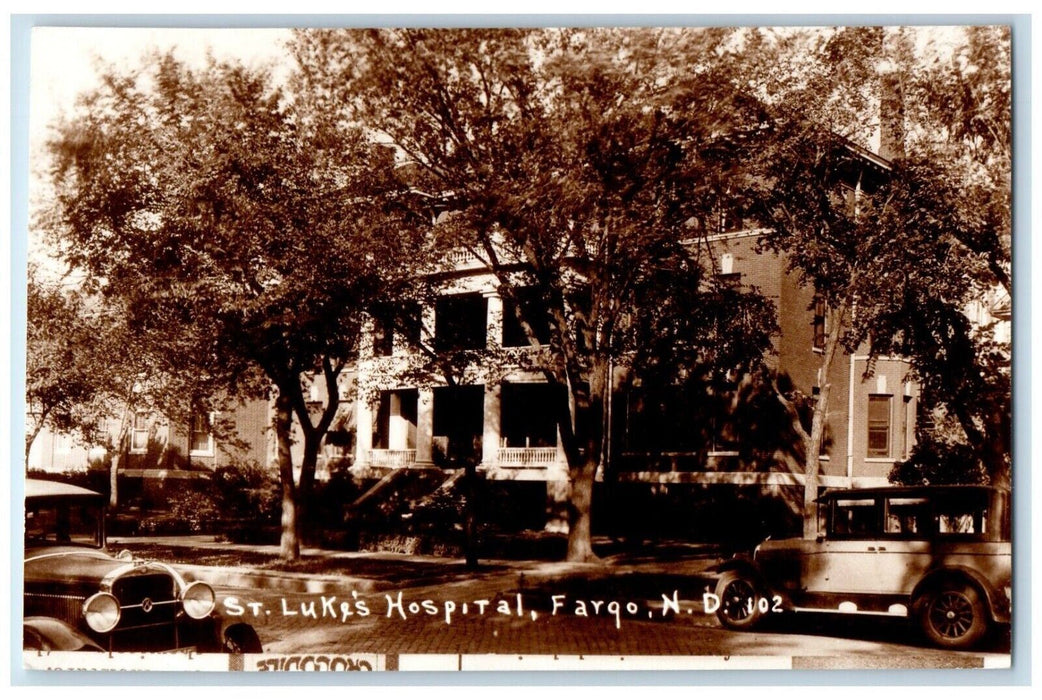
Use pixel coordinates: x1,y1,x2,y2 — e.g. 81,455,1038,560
711,485,1011,649
23,478,262,653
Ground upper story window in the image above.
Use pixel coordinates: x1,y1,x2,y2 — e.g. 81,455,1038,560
372,315,394,357
867,394,892,458
502,288,553,348
812,295,827,350
130,412,149,454
715,253,741,286
190,412,215,456
435,293,488,352
372,303,422,356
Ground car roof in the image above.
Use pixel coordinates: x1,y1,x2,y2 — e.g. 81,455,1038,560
25,478,104,500
817,484,1006,502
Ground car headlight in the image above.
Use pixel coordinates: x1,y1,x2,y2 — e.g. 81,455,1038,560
180,581,216,620
82,592,121,633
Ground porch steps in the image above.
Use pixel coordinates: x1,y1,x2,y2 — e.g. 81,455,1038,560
347,468,408,513
408,469,466,512
345,466,447,522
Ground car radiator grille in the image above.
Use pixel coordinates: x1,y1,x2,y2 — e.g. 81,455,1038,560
113,573,179,630
25,592,85,625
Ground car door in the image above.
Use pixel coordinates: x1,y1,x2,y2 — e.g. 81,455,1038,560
802,496,889,595
870,496,934,596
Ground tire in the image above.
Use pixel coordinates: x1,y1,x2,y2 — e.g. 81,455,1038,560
917,583,988,650
714,571,766,630
223,623,263,653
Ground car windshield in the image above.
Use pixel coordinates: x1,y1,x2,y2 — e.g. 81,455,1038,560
25,501,103,548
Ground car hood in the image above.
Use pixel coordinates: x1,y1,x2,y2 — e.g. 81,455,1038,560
24,548,179,589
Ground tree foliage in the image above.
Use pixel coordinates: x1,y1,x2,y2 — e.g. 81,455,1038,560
43,52,428,559
290,27,779,560
737,26,1011,500
25,269,108,463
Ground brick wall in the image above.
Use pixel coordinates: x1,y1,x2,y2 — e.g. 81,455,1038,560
707,232,914,482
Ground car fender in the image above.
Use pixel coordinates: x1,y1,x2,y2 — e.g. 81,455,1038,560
710,555,764,581
911,565,1008,622
24,617,104,652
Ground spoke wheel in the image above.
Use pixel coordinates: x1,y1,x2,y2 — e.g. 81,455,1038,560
919,583,988,649
715,571,765,630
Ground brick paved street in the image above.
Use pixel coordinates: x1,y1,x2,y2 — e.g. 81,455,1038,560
98,536,1012,668
214,581,1009,667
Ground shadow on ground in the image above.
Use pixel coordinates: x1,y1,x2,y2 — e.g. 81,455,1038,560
120,544,510,588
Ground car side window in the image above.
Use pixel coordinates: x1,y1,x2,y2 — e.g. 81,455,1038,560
935,506,985,536
885,497,929,538
24,502,102,547
830,498,880,537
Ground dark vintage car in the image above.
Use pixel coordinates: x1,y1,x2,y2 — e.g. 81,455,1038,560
711,485,1012,650
23,478,262,653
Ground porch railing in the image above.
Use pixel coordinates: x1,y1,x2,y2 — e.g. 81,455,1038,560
496,446,560,468
367,449,416,468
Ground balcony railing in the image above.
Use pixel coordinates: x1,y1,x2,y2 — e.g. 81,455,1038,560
496,446,560,468
446,249,479,267
368,449,416,468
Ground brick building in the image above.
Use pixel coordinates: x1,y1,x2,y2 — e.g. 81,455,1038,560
28,141,917,536
27,398,271,478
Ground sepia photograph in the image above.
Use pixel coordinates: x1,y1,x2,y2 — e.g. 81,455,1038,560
17,19,1015,676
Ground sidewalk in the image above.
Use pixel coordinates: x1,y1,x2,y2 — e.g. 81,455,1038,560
109,534,725,601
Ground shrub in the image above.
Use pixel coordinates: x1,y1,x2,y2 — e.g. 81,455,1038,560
168,489,221,533
209,462,280,543
308,459,363,527
890,441,989,486
212,462,280,523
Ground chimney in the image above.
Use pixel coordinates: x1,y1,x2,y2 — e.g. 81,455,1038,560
879,69,906,161
878,27,907,161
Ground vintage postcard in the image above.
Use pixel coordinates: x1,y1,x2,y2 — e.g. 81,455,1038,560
19,21,1015,676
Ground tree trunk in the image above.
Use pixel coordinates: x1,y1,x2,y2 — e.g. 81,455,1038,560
109,412,133,510
297,430,324,544
109,447,122,510
274,392,301,561
566,458,598,561
24,409,49,469
563,358,607,563
463,459,479,569
802,300,846,539
290,358,342,546
802,392,827,538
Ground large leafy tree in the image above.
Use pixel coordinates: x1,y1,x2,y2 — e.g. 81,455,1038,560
26,266,213,505
872,26,1012,488
736,26,1011,529
43,52,427,559
25,269,107,466
291,27,776,561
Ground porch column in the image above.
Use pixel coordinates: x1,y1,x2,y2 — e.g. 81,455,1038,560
354,395,373,468
484,290,503,348
421,303,436,351
353,316,376,469
482,382,502,467
388,392,407,450
359,315,376,360
415,387,435,466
